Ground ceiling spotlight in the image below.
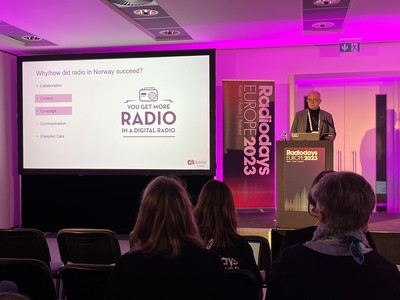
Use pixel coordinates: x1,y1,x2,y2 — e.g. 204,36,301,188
21,35,42,41
313,0,341,6
133,8,159,16
159,30,181,36
311,21,335,28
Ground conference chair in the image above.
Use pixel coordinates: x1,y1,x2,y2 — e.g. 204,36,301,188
369,231,400,265
278,226,317,252
0,228,63,296
60,263,115,300
242,235,272,285
225,269,260,300
56,228,121,299
0,258,58,300
56,228,122,265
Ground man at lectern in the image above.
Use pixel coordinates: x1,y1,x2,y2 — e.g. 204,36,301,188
290,91,336,141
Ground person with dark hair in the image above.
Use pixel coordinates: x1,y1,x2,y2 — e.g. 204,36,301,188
104,176,227,300
0,282,30,300
0,282,18,294
266,171,400,300
0,293,30,300
194,179,263,300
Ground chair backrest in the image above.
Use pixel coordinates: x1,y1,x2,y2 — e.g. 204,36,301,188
369,231,400,264
0,228,52,267
279,226,317,253
60,263,114,300
0,258,57,300
225,269,259,300
242,235,272,276
56,228,121,265
273,226,378,260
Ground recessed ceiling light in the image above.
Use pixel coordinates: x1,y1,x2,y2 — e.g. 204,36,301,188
21,35,42,41
311,21,335,28
103,0,191,41
109,0,153,7
159,30,181,36
133,8,159,16
312,0,341,6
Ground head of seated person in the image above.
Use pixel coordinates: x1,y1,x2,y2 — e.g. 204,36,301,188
0,293,31,300
194,179,237,248
0,281,19,294
129,175,204,258
307,170,335,218
306,171,376,262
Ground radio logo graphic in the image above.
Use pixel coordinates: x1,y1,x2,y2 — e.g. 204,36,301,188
139,87,158,102
121,86,176,136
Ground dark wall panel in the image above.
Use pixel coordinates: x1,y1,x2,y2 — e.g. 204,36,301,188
21,175,212,233
376,94,387,212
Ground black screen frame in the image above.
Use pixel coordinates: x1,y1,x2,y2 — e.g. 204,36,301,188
17,49,216,176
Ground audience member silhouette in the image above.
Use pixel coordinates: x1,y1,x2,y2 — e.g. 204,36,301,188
266,171,400,300
0,281,30,300
0,293,30,300
279,170,376,253
0,282,18,294
194,179,263,300
104,176,227,300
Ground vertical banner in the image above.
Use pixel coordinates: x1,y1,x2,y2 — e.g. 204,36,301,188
223,80,275,208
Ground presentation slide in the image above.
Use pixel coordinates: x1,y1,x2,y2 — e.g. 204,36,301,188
19,51,215,174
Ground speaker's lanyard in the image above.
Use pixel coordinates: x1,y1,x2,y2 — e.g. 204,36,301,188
308,109,320,132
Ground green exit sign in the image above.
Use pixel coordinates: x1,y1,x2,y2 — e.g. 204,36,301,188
339,42,360,52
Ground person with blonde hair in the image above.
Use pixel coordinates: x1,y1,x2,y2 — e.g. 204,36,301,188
194,179,263,300
104,176,227,300
266,172,400,300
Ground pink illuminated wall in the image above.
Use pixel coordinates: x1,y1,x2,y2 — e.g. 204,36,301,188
214,43,400,212
0,51,17,227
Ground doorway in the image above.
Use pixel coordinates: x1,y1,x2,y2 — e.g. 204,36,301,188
290,73,399,213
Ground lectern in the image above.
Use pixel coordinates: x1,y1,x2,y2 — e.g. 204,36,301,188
276,140,333,229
